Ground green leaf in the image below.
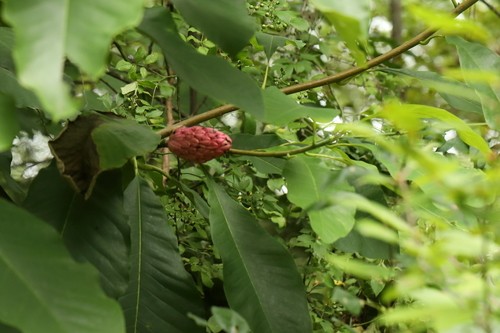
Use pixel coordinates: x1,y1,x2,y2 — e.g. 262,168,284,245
171,0,255,56
50,113,160,197
380,103,491,156
308,204,356,244
244,156,286,175
0,93,18,151
23,164,130,298
447,37,500,130
210,307,251,333
0,68,40,108
0,152,25,203
334,166,399,260
119,177,204,333
0,27,15,70
264,87,338,125
138,8,264,119
255,32,289,59
3,0,143,120
283,156,339,209
207,180,312,333
382,68,483,115
410,6,490,43
284,157,356,243
231,133,286,149
326,254,394,280
0,199,125,333
310,0,369,65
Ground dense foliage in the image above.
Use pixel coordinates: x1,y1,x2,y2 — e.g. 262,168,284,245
0,1,499,332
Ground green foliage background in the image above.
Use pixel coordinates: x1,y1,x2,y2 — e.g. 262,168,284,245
0,0,499,332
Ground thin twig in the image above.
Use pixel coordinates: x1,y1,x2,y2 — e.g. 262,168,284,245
156,0,480,138
229,137,336,157
480,0,500,18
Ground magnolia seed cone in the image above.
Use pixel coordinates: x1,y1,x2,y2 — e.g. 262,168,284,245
167,126,232,164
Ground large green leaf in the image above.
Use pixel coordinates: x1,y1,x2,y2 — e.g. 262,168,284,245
264,87,338,125
283,156,356,243
50,113,160,198
119,177,204,333
3,0,143,120
138,7,264,119
23,163,130,298
0,93,18,151
0,27,15,70
171,0,255,57
0,199,125,333
447,37,500,130
0,68,40,108
310,0,369,65
380,103,491,156
382,68,483,115
207,180,312,333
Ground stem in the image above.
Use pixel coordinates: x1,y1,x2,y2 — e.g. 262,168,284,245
156,0,479,138
229,137,336,157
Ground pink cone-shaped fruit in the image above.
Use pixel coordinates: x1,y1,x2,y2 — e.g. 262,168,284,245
168,126,232,163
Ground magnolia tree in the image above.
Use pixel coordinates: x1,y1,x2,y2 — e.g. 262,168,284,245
0,1,499,333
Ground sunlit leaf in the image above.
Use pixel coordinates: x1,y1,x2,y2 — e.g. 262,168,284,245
0,199,125,333
207,180,312,333
382,68,483,115
410,6,490,43
3,0,143,120
380,103,491,156
310,0,369,65
447,37,500,130
210,307,251,333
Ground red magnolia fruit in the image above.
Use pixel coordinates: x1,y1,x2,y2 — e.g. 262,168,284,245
167,126,232,163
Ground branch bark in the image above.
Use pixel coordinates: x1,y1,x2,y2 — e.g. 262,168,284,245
156,0,479,138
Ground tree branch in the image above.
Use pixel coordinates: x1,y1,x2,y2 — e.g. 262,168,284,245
156,0,479,138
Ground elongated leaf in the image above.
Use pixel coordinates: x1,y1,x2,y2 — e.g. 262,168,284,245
447,37,500,130
138,8,264,119
0,27,15,70
380,103,491,156
23,163,130,298
0,199,125,333
310,0,369,65
3,0,143,120
410,6,490,43
0,93,18,151
171,0,255,56
264,87,338,125
382,68,483,115
119,177,204,333
0,68,40,108
207,180,312,333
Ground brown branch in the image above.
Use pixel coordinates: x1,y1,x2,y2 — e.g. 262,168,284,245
156,0,479,138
